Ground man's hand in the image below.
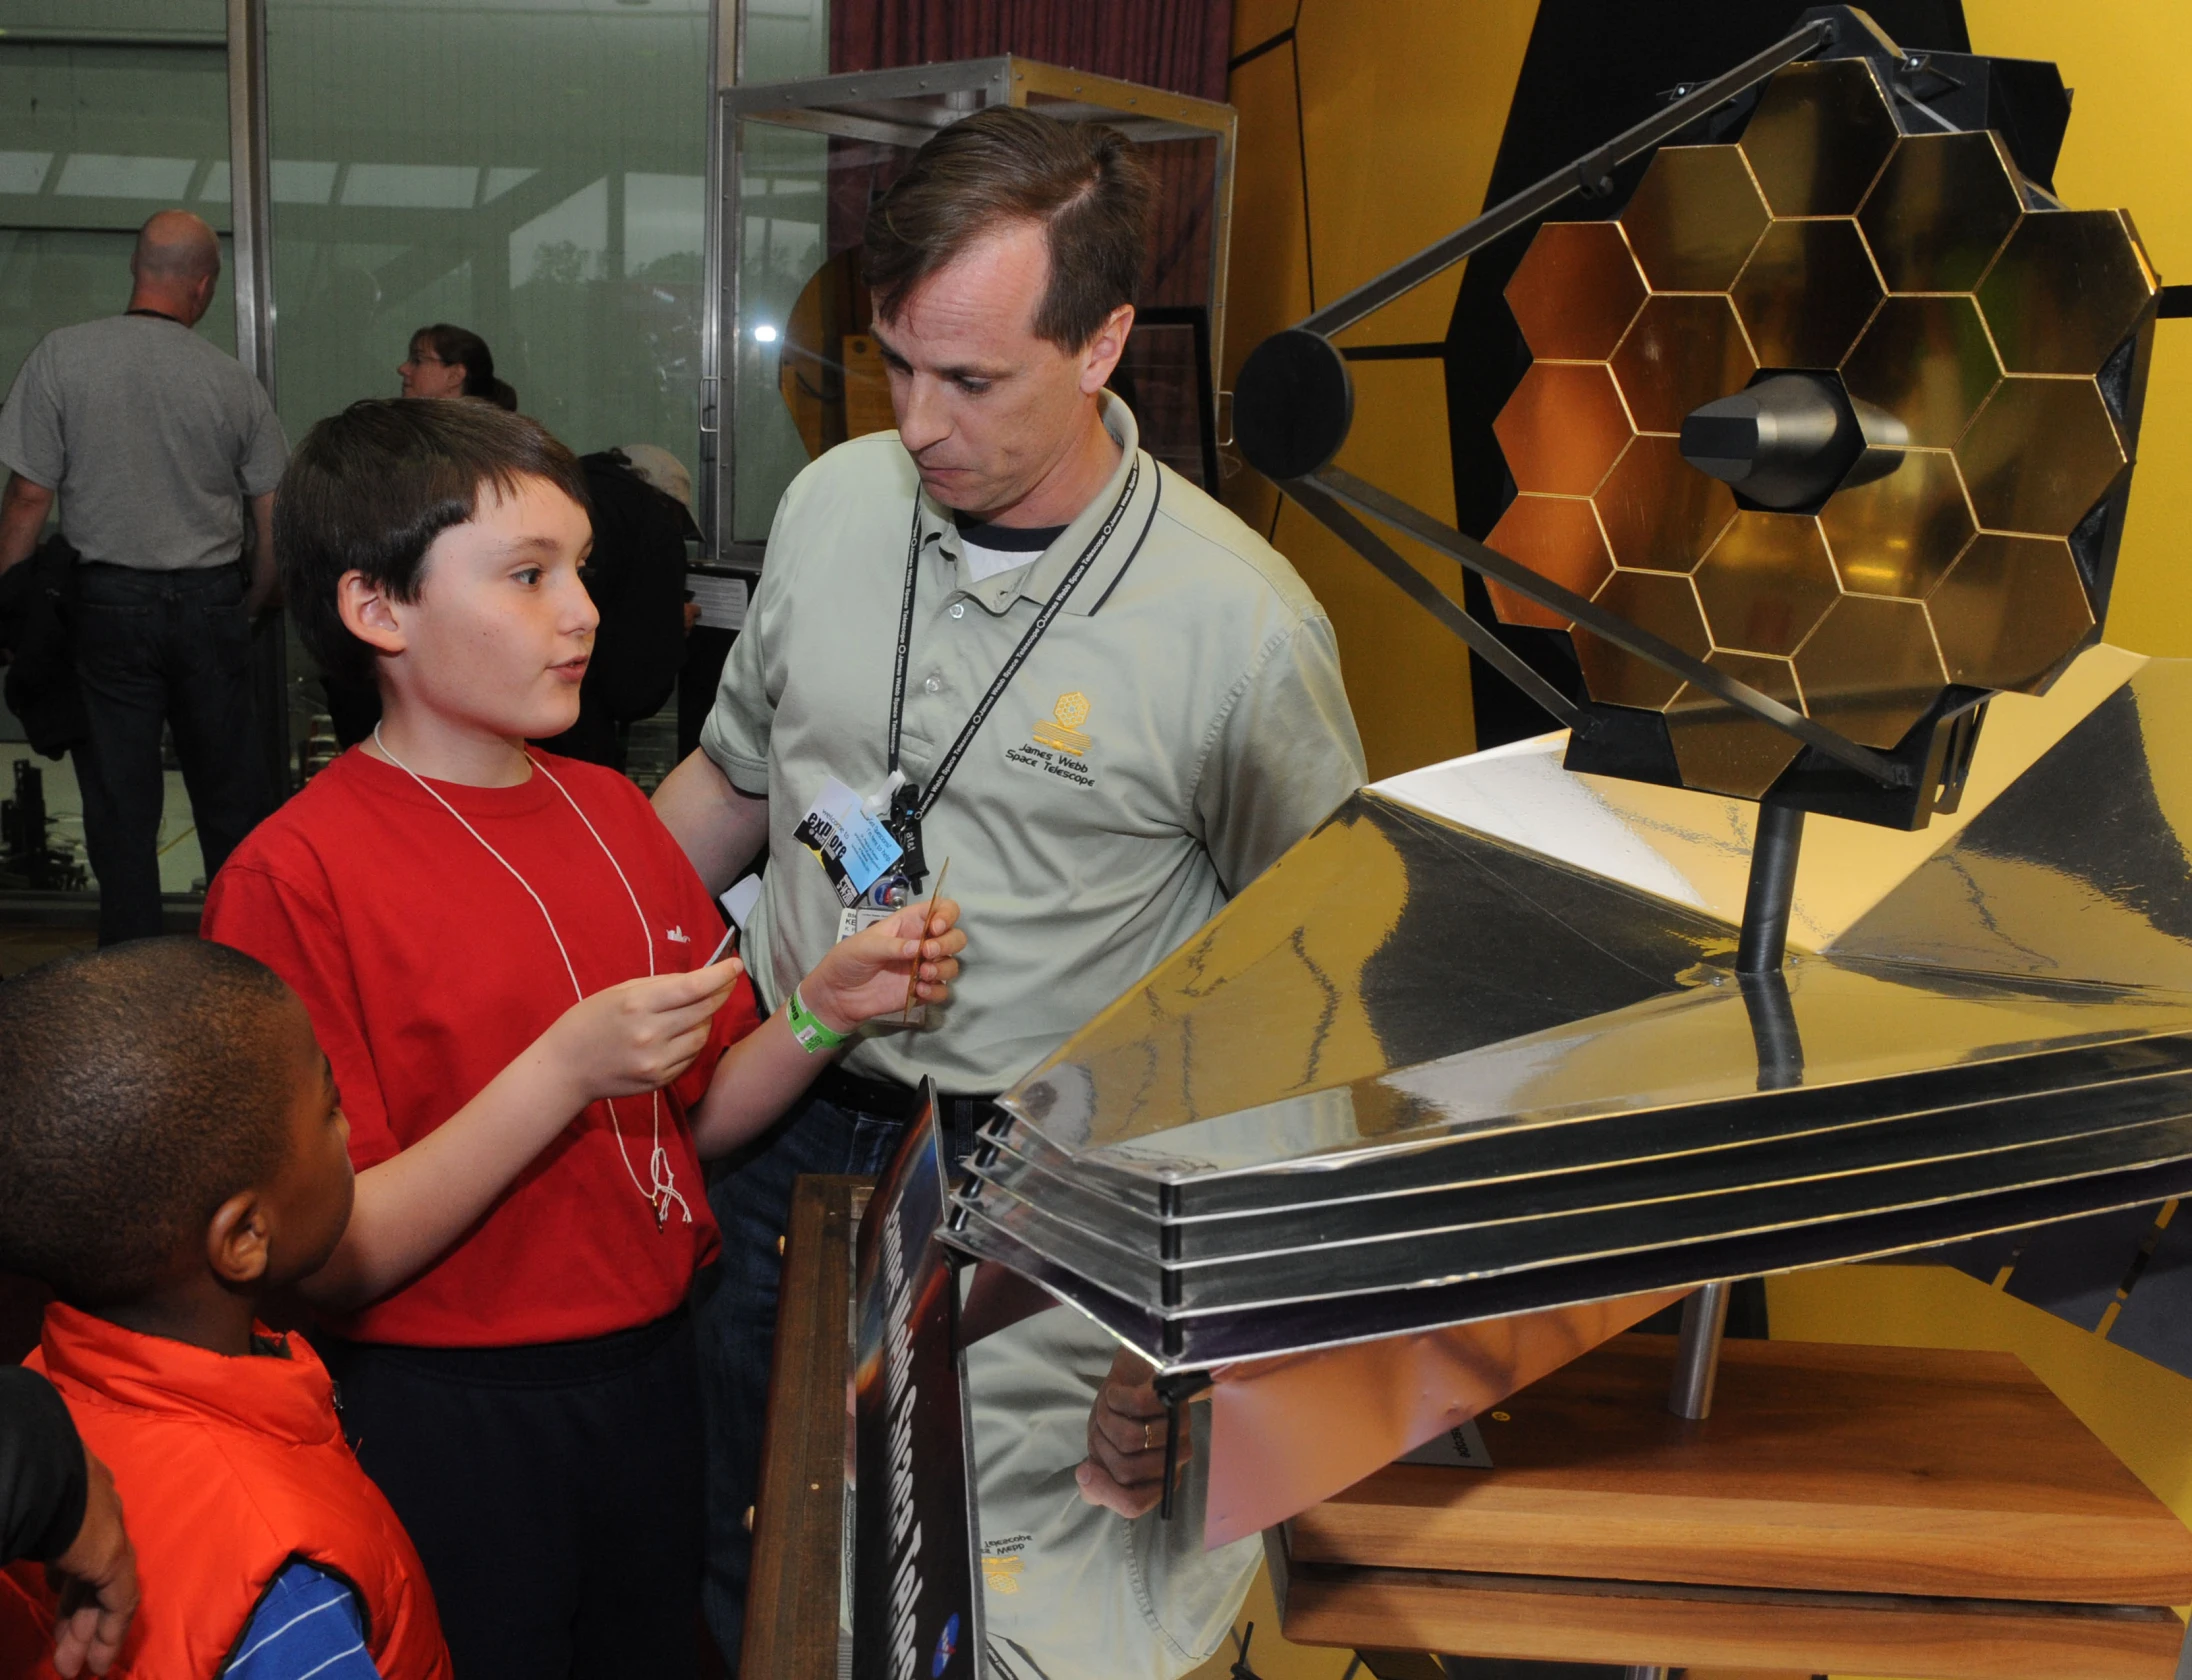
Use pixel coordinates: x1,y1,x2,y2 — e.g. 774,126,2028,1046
800,900,965,1032
1075,1346,1188,1519
541,958,743,1102
47,1446,137,1677
243,491,278,618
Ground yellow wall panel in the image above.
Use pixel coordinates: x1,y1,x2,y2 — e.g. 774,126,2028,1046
1229,0,1301,62
1224,0,1541,774
1218,34,1311,543
1307,358,1478,780
1293,0,1535,334
1962,0,2192,655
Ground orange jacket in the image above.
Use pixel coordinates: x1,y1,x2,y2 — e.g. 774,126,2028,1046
2,1303,450,1679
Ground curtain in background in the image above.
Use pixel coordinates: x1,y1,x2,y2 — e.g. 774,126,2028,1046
830,0,1232,101
827,0,1233,313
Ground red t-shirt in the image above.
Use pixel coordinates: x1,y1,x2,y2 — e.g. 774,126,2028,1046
202,747,759,1347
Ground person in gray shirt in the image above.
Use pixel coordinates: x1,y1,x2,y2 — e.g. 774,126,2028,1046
0,210,289,944
655,111,1365,1670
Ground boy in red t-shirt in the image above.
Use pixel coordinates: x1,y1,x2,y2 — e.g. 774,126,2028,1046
202,399,963,1676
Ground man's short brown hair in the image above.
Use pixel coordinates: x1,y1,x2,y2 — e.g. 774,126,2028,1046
863,107,1154,350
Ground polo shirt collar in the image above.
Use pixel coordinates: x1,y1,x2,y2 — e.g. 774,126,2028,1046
920,391,1150,618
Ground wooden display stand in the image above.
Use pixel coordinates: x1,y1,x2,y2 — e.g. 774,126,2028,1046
740,1175,862,1680
1275,1334,2192,1678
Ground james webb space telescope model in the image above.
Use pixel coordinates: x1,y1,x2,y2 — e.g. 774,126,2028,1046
944,8,2189,1390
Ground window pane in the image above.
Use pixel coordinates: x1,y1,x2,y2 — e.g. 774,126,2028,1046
265,0,710,459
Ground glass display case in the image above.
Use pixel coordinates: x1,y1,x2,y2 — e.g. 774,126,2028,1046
703,57,1237,565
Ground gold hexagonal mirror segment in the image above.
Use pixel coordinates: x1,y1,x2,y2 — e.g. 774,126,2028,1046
1575,569,1711,712
1494,360,1635,496
1929,532,2096,694
1818,450,1976,600
1593,433,1736,573
1666,651,1806,799
1738,58,1901,218
1610,293,1758,434
1506,221,1648,362
1978,209,2158,376
1693,511,1840,657
1618,144,1770,291
1731,218,1883,370
1858,130,2024,293
1469,43,2153,814
1791,593,1948,750
1957,375,2128,536
1484,494,1612,630
1841,295,2003,449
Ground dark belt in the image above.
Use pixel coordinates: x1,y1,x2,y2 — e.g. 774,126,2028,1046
812,1064,998,1164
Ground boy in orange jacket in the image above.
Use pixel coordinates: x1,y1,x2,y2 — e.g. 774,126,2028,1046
0,938,451,1680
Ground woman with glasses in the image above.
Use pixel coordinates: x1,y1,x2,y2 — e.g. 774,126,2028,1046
397,324,517,411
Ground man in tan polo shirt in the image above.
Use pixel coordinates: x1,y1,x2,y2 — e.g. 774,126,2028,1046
653,107,1365,1669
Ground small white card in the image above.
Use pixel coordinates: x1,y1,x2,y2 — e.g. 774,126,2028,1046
689,571,749,631
720,874,762,935
1397,1417,1494,1469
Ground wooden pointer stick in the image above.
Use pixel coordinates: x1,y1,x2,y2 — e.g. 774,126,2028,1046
903,857,949,1022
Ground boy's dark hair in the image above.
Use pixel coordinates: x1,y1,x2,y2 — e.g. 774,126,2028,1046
0,939,299,1307
863,107,1154,350
278,398,591,688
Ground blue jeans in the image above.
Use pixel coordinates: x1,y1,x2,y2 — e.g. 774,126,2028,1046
70,561,267,943
694,1092,905,1672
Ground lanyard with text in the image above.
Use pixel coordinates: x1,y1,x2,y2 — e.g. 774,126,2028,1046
881,457,1141,887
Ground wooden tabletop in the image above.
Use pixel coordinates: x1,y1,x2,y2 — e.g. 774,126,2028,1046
1289,1333,2192,1604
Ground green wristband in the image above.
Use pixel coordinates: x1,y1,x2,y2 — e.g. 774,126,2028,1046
787,986,848,1054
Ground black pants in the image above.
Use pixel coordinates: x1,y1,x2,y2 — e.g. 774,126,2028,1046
321,1310,704,1680
69,561,267,944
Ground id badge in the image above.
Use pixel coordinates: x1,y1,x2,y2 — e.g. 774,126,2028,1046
792,775,905,908
836,870,911,941
837,873,927,1025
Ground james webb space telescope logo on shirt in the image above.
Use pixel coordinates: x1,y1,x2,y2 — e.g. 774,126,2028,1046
1005,692,1097,788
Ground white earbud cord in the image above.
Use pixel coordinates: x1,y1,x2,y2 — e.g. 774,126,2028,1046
371,725,691,1227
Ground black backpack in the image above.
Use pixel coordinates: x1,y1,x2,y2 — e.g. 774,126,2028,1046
576,451,695,725
0,532,86,758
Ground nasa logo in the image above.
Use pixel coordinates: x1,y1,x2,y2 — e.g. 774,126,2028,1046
931,1611,961,1676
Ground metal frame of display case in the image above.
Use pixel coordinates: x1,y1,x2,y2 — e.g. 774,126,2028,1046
700,56,1237,563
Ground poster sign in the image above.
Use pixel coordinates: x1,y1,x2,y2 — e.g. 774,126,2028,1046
853,1081,981,1680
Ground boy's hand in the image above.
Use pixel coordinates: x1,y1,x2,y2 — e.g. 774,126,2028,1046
801,900,965,1032
48,1445,137,1676
545,958,742,1101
